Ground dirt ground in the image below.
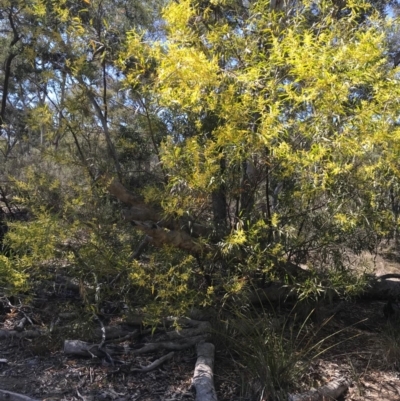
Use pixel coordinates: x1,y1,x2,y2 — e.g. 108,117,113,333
1,251,400,401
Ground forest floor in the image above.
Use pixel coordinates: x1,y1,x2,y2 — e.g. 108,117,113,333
0,250,400,401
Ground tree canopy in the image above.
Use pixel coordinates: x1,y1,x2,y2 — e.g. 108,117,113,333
0,0,400,315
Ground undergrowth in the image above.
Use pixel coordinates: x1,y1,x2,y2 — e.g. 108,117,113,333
381,318,400,370
213,301,351,401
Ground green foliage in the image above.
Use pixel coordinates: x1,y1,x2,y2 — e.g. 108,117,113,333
1,163,140,311
292,267,370,305
118,0,400,299
129,246,215,317
1,0,400,320
0,255,28,293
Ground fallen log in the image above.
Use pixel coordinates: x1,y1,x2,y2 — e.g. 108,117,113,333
64,333,210,358
133,334,211,355
191,342,217,401
64,339,117,358
0,389,39,401
131,351,174,373
14,317,27,332
0,329,43,340
143,319,211,342
366,275,400,299
288,377,350,401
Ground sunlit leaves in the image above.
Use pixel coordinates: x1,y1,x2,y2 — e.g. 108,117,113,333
120,0,400,271
129,250,200,316
158,44,219,111
0,256,28,293
162,0,195,39
4,0,398,310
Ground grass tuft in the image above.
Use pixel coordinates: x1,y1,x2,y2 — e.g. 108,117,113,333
213,301,354,401
381,318,400,370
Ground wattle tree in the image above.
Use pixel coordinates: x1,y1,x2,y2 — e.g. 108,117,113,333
1,0,400,315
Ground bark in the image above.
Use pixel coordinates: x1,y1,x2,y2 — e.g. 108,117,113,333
14,317,27,332
130,351,174,373
365,274,400,299
130,235,151,260
0,329,43,339
376,273,400,280
129,220,204,253
84,87,122,180
0,389,39,401
211,156,227,237
143,320,211,342
288,377,350,401
110,178,209,237
211,189,227,235
239,158,256,220
106,177,157,214
1,8,21,127
132,335,211,356
63,335,210,358
104,176,211,253
63,340,116,358
64,319,211,359
192,342,218,401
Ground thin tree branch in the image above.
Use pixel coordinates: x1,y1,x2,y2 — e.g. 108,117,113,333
1,7,21,126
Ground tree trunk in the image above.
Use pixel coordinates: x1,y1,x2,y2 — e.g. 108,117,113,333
288,377,350,401
192,342,218,401
105,176,211,253
211,156,228,238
